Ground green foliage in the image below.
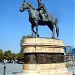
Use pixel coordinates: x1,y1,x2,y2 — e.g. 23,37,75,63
16,52,24,61
0,49,24,62
25,35,31,38
4,50,12,60
11,53,16,60
0,49,4,62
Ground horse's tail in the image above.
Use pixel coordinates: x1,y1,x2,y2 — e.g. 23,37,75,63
55,19,59,37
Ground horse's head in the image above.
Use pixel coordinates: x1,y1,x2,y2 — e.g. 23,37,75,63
20,0,28,12
20,0,35,12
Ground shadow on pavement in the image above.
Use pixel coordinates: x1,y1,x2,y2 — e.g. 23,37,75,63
12,72,19,74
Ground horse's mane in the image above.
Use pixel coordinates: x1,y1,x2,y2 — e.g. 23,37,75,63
26,2,35,10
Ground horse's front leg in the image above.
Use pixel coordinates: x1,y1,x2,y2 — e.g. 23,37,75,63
31,25,36,37
36,25,39,37
35,21,39,37
31,24,38,37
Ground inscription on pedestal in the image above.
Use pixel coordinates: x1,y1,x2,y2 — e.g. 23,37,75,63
24,53,64,64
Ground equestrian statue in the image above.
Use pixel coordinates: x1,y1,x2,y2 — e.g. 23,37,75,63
20,0,59,38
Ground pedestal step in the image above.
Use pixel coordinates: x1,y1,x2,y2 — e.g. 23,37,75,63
23,63,66,70
17,69,72,75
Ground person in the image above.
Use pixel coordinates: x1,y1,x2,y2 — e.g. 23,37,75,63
37,0,50,21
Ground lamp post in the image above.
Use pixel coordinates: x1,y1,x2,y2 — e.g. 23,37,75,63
3,59,6,75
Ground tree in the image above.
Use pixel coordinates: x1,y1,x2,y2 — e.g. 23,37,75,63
0,49,4,62
4,50,12,61
16,52,24,61
0,49,25,63
10,53,16,61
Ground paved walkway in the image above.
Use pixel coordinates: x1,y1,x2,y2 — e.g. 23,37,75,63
67,67,75,74
0,63,22,75
0,63,75,75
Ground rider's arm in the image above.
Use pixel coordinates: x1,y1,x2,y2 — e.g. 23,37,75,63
36,3,44,10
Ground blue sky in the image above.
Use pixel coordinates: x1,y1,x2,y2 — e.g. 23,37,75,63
0,0,74,53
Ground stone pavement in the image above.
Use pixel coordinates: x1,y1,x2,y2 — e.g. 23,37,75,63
0,63,22,75
0,63,75,75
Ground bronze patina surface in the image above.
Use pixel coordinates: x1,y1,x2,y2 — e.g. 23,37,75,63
20,0,59,38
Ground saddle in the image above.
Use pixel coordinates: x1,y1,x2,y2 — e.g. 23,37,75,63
39,12,49,21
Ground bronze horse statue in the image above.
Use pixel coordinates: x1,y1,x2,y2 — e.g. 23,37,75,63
20,1,59,38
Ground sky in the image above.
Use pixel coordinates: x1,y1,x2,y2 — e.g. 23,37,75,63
0,0,74,53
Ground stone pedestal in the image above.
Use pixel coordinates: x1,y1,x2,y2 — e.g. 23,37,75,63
19,38,72,75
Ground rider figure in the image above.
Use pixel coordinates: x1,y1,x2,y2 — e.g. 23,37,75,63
37,0,50,21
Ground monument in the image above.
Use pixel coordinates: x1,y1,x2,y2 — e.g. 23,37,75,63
18,0,72,75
